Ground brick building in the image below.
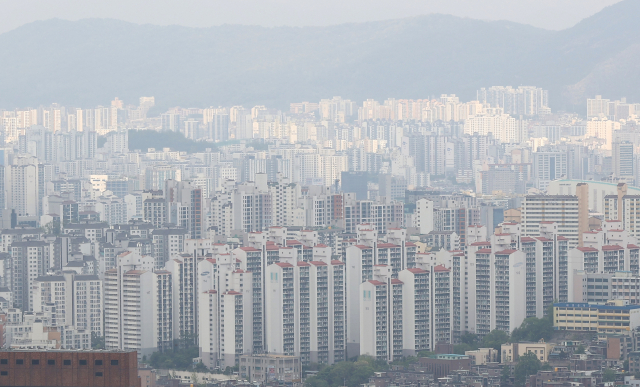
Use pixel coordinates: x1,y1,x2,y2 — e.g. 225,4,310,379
418,354,471,378
0,350,139,387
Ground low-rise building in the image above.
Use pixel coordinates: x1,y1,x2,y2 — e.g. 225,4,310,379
465,348,498,365
239,354,302,383
501,341,555,363
138,367,156,387
418,354,471,378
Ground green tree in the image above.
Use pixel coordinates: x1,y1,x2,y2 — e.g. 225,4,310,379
304,363,328,373
356,355,388,371
389,356,419,368
191,372,203,387
514,352,542,386
223,365,239,375
149,342,201,371
500,365,511,387
194,362,208,373
127,129,218,153
545,301,555,322
304,357,388,387
455,333,480,354
91,332,105,349
624,360,629,372
602,368,616,382
510,317,553,343
306,377,330,387
574,344,585,354
461,332,480,346
454,343,476,355
482,329,510,350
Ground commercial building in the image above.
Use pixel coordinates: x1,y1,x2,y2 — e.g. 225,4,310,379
553,301,640,333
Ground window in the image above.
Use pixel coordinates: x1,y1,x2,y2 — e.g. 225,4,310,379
111,360,119,366
15,359,23,365
0,371,6,376
79,360,87,366
0,359,6,365
31,360,39,365
64,360,71,366
95,372,103,377
48,360,55,365
95,360,103,366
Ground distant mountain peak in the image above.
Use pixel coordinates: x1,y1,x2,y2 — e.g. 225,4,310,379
0,4,636,111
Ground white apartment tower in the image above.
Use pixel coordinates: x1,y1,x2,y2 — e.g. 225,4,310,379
33,273,103,334
198,251,253,369
359,265,404,361
397,267,430,356
198,282,253,368
104,251,171,357
10,240,52,311
468,244,527,337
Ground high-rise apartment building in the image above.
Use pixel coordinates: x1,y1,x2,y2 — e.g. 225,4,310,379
104,251,172,357
477,86,549,116
587,95,610,118
468,244,526,337
161,113,181,132
359,265,404,361
613,141,634,180
586,117,620,150
165,180,205,239
32,272,103,334
522,194,588,248
532,151,568,190
7,162,39,217
264,257,346,363
10,240,52,311
198,255,254,368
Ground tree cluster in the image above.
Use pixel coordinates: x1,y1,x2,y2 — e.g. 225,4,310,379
305,356,387,387
513,352,552,386
456,305,554,357
454,329,510,355
149,346,204,371
91,332,105,349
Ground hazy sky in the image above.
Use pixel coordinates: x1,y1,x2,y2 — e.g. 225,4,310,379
0,0,624,34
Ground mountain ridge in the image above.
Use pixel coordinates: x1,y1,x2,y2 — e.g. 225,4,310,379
0,0,637,112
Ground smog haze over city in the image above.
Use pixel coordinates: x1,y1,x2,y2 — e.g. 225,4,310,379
0,1,640,387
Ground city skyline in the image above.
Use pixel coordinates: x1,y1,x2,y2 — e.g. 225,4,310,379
0,1,639,386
